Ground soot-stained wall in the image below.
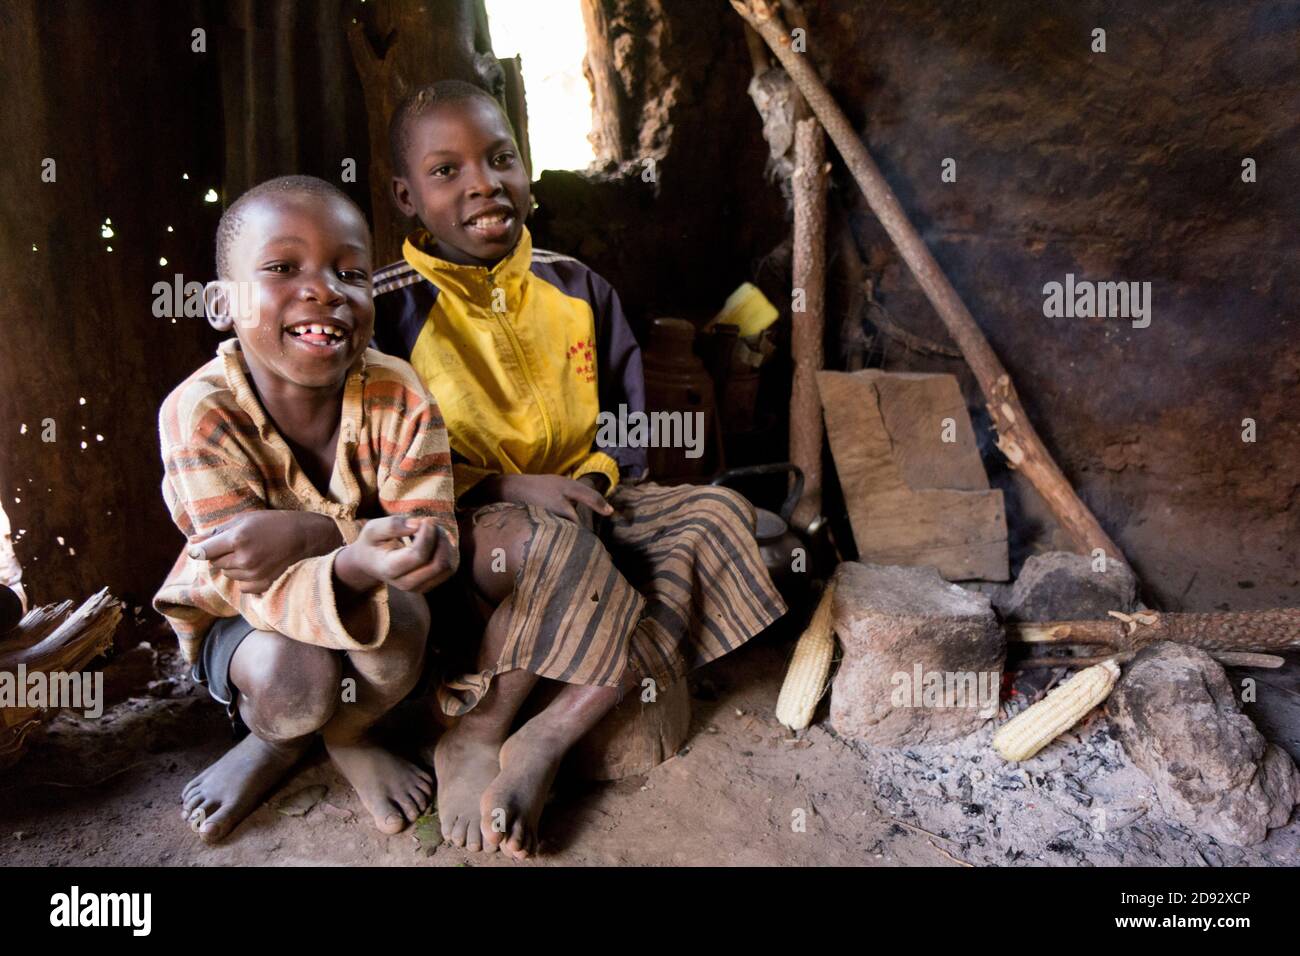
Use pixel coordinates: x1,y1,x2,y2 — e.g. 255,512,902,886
814,0,1299,610
538,0,1299,612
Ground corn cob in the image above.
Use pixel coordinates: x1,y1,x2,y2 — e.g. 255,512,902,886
775,583,837,730
992,658,1120,762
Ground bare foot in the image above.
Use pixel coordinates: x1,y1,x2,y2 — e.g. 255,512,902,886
479,721,568,860
432,725,502,851
326,736,433,834
181,734,308,844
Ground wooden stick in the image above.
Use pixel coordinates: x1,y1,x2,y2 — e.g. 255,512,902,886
1016,651,1284,670
1010,608,1300,654
0,588,121,672
731,0,1125,565
0,588,121,768
743,24,770,77
790,116,828,529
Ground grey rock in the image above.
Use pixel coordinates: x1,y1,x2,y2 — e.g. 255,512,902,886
1106,642,1299,847
829,562,1004,747
1002,551,1137,621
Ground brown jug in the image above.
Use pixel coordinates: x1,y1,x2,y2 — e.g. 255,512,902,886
641,318,721,482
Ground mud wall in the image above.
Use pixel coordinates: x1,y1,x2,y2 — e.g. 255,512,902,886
535,0,1300,611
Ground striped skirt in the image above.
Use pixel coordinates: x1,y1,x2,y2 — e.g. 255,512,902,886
434,482,787,717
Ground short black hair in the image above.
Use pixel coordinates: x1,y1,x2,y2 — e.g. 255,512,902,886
215,174,367,279
387,79,514,177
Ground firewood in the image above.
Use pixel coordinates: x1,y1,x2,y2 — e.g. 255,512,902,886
731,0,1127,569
1010,608,1300,655
1018,651,1284,670
0,588,121,769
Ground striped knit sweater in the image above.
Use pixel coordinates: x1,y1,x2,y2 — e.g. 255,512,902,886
152,339,457,664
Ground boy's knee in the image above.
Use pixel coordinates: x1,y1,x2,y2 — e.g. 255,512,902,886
237,635,342,741
468,506,536,603
386,587,430,661
347,587,428,695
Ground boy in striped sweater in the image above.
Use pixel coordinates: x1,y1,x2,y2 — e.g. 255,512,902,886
153,176,458,843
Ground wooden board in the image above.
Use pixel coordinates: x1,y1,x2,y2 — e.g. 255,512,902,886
818,370,1008,581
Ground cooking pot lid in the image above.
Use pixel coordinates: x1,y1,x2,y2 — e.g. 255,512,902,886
754,508,786,540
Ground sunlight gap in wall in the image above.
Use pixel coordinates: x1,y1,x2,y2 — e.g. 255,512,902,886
486,0,596,174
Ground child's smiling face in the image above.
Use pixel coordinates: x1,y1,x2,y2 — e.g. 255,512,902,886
391,98,530,267
213,193,374,390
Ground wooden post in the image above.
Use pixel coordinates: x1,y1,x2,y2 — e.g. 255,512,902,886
732,0,1126,566
790,116,828,529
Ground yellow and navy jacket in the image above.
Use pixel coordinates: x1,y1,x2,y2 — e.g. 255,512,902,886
372,227,647,499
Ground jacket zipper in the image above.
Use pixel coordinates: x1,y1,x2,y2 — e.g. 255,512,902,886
488,271,554,461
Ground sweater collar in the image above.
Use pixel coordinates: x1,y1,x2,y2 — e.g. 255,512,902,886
218,338,365,449
402,226,534,304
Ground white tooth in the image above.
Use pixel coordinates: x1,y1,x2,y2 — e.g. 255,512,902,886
310,325,324,334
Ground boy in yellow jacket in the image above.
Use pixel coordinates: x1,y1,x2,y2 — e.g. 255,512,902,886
374,81,786,859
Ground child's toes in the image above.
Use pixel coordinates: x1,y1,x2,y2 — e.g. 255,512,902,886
393,791,422,824
408,783,432,814
505,820,531,860
482,808,507,848
450,814,471,847
374,801,408,835
184,795,217,825
181,790,205,816
197,805,241,845
181,775,209,803
464,819,484,852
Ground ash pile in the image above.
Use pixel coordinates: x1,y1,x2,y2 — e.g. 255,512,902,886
778,554,1300,865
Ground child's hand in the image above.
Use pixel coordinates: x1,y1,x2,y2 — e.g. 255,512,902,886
336,515,457,594
189,511,342,594
495,474,613,524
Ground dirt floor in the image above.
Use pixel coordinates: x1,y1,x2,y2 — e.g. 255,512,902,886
1,631,1297,867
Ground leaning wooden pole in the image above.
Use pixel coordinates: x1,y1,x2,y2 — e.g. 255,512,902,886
1011,608,1300,655
790,116,828,529
732,0,1125,565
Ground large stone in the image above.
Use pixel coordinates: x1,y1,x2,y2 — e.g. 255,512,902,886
1106,642,1299,846
1001,551,1137,621
829,562,1004,747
